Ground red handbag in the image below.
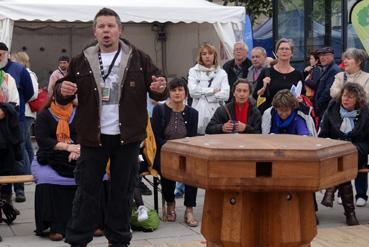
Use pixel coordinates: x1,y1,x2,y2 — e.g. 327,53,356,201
28,88,48,112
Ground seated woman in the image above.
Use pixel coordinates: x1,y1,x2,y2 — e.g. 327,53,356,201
152,78,199,227
206,79,261,134
32,94,79,241
262,89,314,136
319,83,369,226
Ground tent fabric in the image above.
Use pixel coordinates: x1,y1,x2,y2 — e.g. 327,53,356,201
0,18,14,47
0,0,245,57
0,0,244,23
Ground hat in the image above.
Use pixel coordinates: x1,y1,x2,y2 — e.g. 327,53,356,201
58,55,70,62
0,42,9,51
316,47,334,55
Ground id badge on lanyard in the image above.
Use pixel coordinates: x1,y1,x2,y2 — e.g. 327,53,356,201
101,82,111,102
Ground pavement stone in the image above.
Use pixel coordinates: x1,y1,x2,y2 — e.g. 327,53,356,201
1,179,369,246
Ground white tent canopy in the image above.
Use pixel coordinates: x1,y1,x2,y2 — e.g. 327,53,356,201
0,0,246,57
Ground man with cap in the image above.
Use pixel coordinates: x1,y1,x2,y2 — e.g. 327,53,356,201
0,42,34,203
48,55,70,97
314,47,340,121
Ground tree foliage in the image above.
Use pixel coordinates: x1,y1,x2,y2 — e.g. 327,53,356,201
224,0,273,23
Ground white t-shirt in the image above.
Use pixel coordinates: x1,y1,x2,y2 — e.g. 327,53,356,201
100,49,122,135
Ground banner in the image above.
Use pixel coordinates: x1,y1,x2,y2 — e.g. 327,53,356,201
244,15,253,59
351,0,369,53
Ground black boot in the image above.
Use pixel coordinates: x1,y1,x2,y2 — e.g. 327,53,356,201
321,187,337,207
340,182,359,226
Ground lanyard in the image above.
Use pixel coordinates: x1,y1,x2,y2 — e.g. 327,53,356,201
98,43,121,81
58,68,65,77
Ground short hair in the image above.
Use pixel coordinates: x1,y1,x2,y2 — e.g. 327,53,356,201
11,51,30,68
342,48,368,70
58,55,70,62
252,46,267,56
275,38,294,54
336,82,367,109
272,89,299,109
232,78,252,95
93,8,122,28
168,77,189,97
196,43,218,67
234,41,248,52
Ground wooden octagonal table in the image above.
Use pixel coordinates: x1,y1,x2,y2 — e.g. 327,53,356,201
161,134,357,247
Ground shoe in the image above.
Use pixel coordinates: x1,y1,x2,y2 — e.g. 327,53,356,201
138,180,152,196
165,202,176,222
49,232,63,241
1,194,20,215
337,197,342,205
137,205,149,222
345,211,359,226
184,208,199,227
93,228,104,237
356,198,367,207
15,190,26,203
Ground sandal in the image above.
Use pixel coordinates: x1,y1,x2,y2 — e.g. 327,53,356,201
184,208,199,227
165,202,176,222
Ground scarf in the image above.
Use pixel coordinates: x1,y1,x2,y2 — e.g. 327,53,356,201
50,102,74,143
234,101,249,124
0,70,5,88
339,106,358,134
270,109,297,134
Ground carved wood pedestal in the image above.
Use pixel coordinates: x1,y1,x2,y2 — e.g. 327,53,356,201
161,134,358,247
202,190,315,247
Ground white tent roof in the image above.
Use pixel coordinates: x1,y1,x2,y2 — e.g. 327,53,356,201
0,0,245,24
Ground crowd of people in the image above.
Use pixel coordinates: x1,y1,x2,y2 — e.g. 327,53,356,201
0,6,369,247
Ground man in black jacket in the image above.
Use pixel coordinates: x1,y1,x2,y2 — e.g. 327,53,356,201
57,8,167,247
223,42,251,102
314,47,340,121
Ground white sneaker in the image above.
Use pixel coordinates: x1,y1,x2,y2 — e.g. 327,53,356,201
137,205,149,222
356,198,367,207
337,197,342,205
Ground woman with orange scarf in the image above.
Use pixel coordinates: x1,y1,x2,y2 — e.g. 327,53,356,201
32,96,79,241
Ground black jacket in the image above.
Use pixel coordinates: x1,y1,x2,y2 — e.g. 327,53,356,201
319,100,369,169
223,58,251,101
151,103,198,172
314,63,340,119
35,107,78,177
205,100,261,134
0,103,22,174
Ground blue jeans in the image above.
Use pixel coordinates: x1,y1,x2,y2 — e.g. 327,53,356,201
24,117,35,165
1,120,30,195
355,172,368,201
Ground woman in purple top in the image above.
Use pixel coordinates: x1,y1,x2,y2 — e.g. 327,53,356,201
32,94,79,241
262,89,312,136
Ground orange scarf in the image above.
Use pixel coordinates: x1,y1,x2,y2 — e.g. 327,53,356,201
50,102,74,143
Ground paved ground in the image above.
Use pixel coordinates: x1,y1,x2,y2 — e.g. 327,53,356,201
1,181,369,246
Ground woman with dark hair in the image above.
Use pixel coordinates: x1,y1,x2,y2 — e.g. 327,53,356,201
330,48,369,207
152,78,199,227
32,95,79,241
188,43,229,134
206,79,261,134
320,83,369,226
253,38,304,113
304,50,321,102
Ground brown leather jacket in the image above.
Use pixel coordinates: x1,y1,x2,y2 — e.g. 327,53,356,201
55,39,168,147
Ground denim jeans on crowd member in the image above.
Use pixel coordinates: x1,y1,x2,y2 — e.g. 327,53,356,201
65,135,139,247
355,172,368,201
1,120,30,196
24,117,35,165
